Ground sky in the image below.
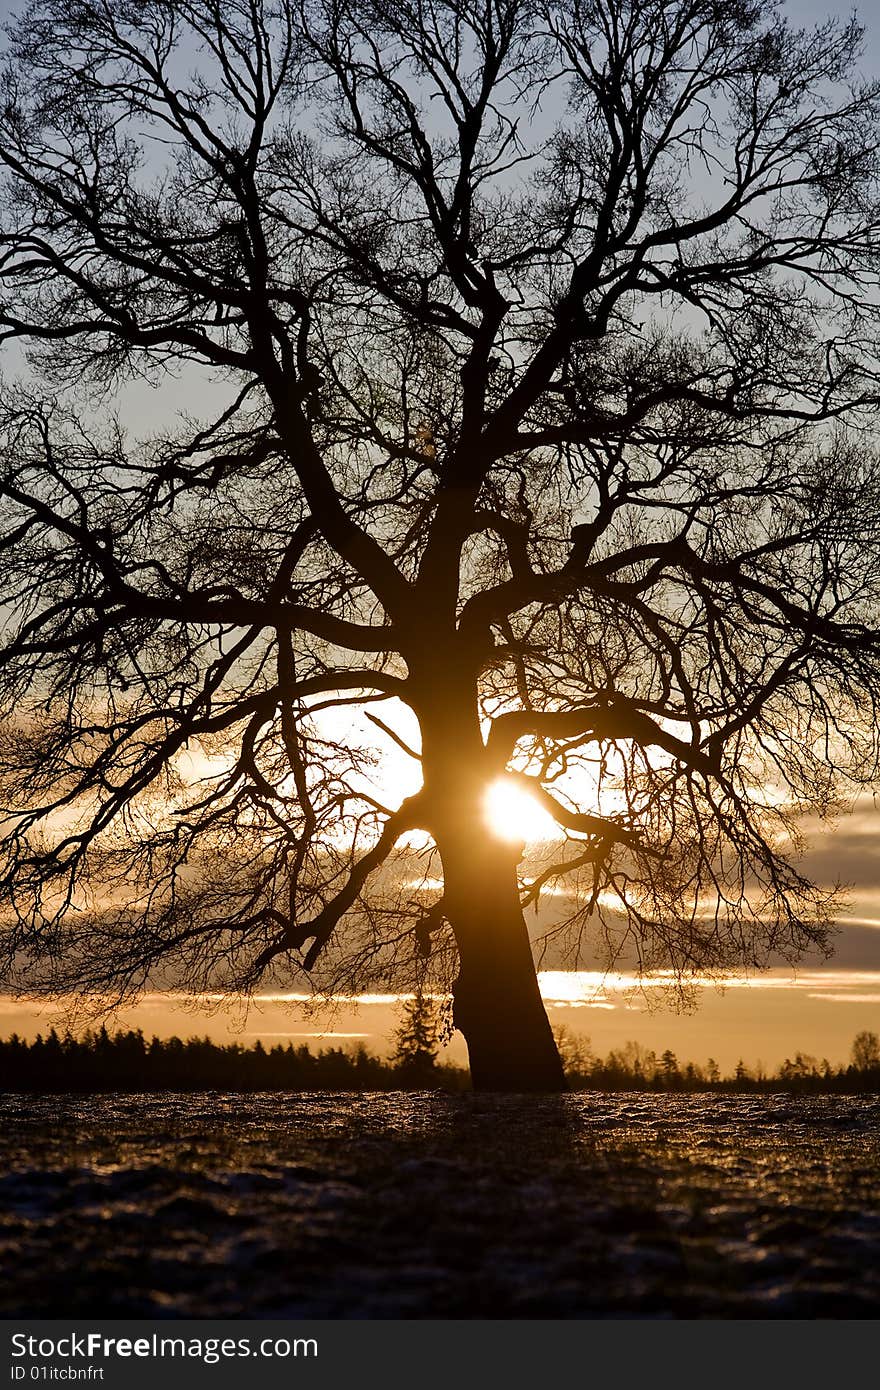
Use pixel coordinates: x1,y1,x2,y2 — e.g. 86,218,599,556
2,786,878,1072
1,0,880,1072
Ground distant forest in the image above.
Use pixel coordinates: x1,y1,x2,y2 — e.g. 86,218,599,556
1,1023,879,1094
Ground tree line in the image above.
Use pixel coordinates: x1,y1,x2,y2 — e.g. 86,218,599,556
554,1029,880,1094
1,1026,878,1094
0,1026,465,1092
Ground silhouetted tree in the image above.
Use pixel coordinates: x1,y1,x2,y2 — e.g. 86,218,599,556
660,1048,680,1088
2,0,880,1090
851,1030,880,1071
553,1025,594,1080
392,986,442,1082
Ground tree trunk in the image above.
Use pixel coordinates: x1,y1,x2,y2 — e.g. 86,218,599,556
414,667,565,1092
438,824,566,1092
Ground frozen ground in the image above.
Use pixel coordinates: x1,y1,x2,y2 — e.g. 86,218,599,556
0,1092,878,1318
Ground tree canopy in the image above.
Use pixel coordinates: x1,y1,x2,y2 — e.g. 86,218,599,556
1,0,880,1087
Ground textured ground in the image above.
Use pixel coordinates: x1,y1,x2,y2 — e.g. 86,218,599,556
0,1092,878,1318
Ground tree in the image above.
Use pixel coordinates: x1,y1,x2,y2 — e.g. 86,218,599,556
552,1024,593,1079
659,1047,680,1087
392,986,442,1080
851,1030,880,1071
1,0,880,1091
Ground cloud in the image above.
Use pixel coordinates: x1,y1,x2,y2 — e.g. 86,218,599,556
241,1030,371,1038
801,804,880,893
807,993,880,1004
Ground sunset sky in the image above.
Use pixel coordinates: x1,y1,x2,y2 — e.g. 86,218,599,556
3,788,878,1072
2,0,880,1074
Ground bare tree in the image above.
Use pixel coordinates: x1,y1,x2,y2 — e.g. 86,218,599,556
1,0,880,1090
851,1030,880,1071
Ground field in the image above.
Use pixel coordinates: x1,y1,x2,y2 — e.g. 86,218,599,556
1,1092,878,1318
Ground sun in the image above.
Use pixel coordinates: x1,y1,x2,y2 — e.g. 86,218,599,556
484,777,559,844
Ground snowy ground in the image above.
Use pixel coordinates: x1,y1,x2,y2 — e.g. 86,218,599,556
1,1092,878,1318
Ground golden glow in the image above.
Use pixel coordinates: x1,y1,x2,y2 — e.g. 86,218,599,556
484,777,559,843
6,969,880,1072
